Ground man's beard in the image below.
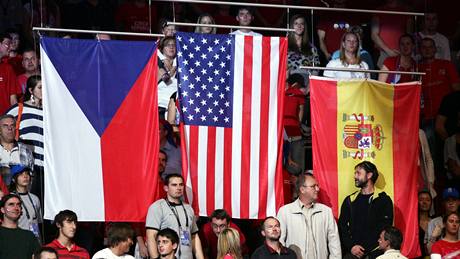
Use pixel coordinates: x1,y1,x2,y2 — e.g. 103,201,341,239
355,179,367,188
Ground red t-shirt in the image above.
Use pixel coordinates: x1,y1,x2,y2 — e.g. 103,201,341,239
0,62,19,114
46,239,90,259
317,12,362,54
382,56,416,83
115,2,158,39
374,5,411,51
200,222,247,259
431,239,460,258
418,59,460,120
284,87,305,137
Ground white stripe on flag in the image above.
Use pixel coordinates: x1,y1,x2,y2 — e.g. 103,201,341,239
41,47,105,221
184,125,194,204
266,37,280,216
231,35,245,218
249,36,262,218
215,127,224,209
197,126,208,214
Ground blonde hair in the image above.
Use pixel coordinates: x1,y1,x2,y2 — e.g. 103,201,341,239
217,228,242,259
339,31,362,65
194,14,217,34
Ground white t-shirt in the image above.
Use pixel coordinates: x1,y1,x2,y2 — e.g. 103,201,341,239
230,30,262,36
92,248,135,259
323,59,370,79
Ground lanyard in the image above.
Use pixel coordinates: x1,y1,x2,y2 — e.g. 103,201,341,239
14,191,38,220
165,199,189,228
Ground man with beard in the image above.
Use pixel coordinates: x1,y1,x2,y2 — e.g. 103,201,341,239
145,174,204,259
277,173,341,259
45,210,90,259
338,161,393,259
0,193,40,259
251,217,296,259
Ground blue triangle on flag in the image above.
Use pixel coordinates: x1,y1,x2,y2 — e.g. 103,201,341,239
41,37,157,136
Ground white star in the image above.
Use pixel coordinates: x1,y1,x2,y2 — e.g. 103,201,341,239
178,67,182,73
177,36,182,42
188,114,194,120
195,92,201,97
182,75,189,81
207,77,213,83
195,60,201,67
188,99,194,105
182,106,188,113
224,117,229,123
213,116,218,122
188,53,194,59
201,38,207,44
220,62,225,68
226,55,231,60
201,99,207,106
213,85,219,91
201,84,207,90
189,68,194,74
207,46,213,52
189,83,195,89
189,37,195,43
214,100,219,106
219,109,224,114
226,39,231,45
207,92,213,98
201,53,207,59
194,45,200,52
225,86,230,91
194,107,200,113
214,39,220,45
201,115,206,121
183,59,189,65
183,44,188,50
201,68,207,75
195,76,201,82
207,61,213,67
214,53,220,60
177,51,183,57
207,107,213,114
225,101,230,107
220,46,226,52
181,91,188,97
219,93,224,99
214,69,219,75
225,70,230,76
219,77,225,83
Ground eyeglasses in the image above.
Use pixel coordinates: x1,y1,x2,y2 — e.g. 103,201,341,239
303,184,320,189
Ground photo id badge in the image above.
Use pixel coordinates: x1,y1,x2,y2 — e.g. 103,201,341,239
180,227,191,246
30,223,40,238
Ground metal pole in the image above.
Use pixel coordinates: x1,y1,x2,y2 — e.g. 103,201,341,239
300,66,426,75
156,0,424,16
32,27,164,38
168,22,295,32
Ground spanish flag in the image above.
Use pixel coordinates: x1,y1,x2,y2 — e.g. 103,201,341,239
310,76,421,257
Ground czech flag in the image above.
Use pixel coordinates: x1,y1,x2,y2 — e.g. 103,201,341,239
310,76,421,257
41,37,159,221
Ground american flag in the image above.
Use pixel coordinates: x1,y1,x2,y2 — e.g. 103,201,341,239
176,32,287,219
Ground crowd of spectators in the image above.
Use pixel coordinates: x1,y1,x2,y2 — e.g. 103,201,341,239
1,0,460,258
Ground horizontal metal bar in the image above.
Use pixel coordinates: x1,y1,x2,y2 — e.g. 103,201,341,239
32,27,164,38
157,0,424,16
300,66,426,75
168,21,295,32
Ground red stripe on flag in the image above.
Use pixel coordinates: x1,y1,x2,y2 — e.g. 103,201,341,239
240,36,253,218
223,128,233,215
392,83,421,258
310,78,339,216
274,38,287,212
206,127,216,216
189,126,199,213
257,37,271,219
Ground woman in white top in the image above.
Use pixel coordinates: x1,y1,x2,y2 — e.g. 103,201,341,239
323,31,370,79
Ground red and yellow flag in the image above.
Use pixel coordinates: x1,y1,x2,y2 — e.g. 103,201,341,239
310,76,421,257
